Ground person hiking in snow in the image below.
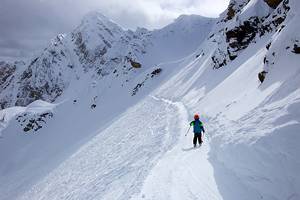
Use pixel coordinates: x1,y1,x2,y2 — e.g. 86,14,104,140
188,114,205,148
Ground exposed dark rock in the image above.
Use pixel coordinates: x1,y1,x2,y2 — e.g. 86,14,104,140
258,71,268,83
60,50,66,57
0,62,16,88
212,56,227,69
226,3,236,21
223,0,251,22
130,60,142,68
20,68,33,80
212,0,290,70
292,44,300,54
150,68,162,77
263,56,268,64
264,0,283,9
132,83,144,96
211,48,228,69
0,101,8,109
132,68,162,96
23,127,31,132
228,54,237,61
260,0,290,35
14,83,63,107
73,32,93,65
226,17,260,53
30,57,39,66
17,112,53,133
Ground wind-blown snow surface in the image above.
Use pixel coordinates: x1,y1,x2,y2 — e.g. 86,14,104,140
1,0,300,200
0,12,216,200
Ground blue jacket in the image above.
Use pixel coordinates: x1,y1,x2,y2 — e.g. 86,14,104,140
190,119,205,134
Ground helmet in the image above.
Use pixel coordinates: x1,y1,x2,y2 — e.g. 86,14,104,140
194,114,199,119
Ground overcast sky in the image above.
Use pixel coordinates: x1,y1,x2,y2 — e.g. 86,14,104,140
0,0,229,61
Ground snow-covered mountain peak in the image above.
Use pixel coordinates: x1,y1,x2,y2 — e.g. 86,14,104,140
72,11,125,54
163,14,215,31
0,11,215,109
174,14,207,22
82,11,110,22
175,14,214,23
78,11,123,34
1,1,300,200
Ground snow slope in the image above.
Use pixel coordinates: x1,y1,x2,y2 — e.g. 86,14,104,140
139,1,300,199
0,12,216,200
18,96,182,200
1,0,300,200
131,98,222,200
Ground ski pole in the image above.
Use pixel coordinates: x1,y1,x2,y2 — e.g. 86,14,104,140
185,126,191,136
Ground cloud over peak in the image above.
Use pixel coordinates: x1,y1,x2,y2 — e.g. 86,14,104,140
0,0,229,60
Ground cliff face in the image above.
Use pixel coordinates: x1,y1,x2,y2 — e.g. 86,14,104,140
0,61,16,91
210,0,291,69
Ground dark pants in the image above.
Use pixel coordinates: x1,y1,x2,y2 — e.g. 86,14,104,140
193,133,203,146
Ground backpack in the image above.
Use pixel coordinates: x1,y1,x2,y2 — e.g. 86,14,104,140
193,120,203,133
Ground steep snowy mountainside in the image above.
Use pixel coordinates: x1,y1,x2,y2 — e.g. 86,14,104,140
0,61,17,88
150,0,300,199
0,36,74,109
0,61,26,108
73,12,124,53
0,11,215,200
0,55,192,200
0,1,299,200
142,15,216,66
0,12,215,109
0,100,55,136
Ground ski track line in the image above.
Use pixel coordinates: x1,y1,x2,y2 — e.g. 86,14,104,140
16,95,222,200
17,96,183,200
132,96,222,200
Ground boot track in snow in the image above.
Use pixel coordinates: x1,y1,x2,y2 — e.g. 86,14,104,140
131,96,222,200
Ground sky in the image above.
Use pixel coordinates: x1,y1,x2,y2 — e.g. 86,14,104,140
0,0,229,61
